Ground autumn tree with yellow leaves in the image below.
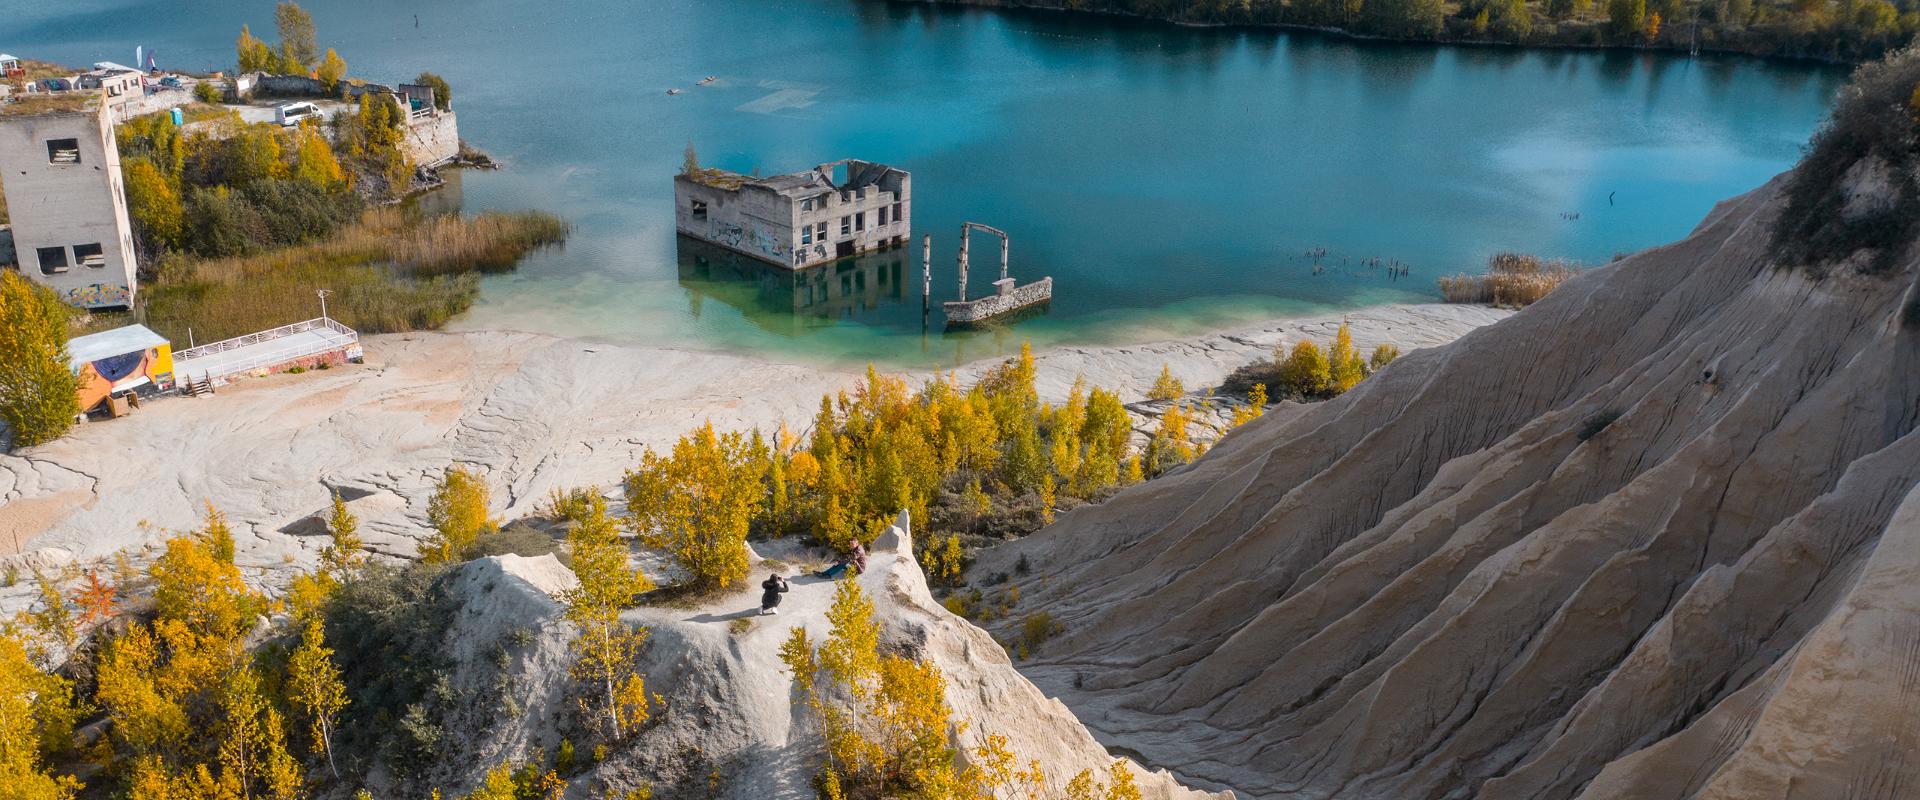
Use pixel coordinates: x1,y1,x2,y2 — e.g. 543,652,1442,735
288,619,348,778
1146,364,1184,401
780,579,964,798
424,465,495,564
625,423,765,590
563,493,656,740
94,506,302,798
0,629,83,799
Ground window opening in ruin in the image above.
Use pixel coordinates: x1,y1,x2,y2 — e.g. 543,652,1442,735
37,246,69,274
691,200,708,221
47,138,81,165
74,243,105,268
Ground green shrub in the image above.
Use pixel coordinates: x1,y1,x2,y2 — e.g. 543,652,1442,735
1018,611,1065,655
1772,47,1920,275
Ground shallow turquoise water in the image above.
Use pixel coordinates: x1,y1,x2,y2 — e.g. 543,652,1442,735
17,0,1846,367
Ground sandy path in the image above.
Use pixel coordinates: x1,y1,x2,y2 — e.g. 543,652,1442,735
0,303,1505,610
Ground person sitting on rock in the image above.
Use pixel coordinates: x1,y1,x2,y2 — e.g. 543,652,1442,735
815,540,868,580
759,573,789,616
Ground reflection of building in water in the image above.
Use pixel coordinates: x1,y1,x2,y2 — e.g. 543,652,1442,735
676,234,908,321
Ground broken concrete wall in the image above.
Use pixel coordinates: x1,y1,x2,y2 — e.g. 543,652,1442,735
404,111,459,167
673,176,798,267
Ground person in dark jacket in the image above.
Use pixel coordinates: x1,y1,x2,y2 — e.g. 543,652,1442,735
759,573,790,615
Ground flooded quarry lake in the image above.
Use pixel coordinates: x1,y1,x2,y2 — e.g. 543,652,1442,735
23,0,1847,366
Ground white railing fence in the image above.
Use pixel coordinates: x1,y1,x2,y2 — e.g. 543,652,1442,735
173,317,358,383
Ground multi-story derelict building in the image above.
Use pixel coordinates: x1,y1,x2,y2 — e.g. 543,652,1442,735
673,159,910,270
0,93,139,309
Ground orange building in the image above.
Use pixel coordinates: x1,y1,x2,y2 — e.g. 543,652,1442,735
67,324,172,414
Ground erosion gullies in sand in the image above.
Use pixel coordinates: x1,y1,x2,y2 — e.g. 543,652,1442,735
968,102,1920,798
404,517,1223,798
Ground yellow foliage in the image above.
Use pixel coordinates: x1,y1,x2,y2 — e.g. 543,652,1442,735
0,273,80,447
624,422,763,590
0,632,82,798
782,579,967,798
1278,339,1331,398
564,495,655,740
922,534,967,585
323,491,365,574
1231,383,1268,428
316,48,346,92
287,619,348,776
1369,344,1401,372
424,465,494,564
1146,363,1184,402
1144,405,1196,477
1329,322,1365,393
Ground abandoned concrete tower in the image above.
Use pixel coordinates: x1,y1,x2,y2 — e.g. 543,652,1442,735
674,159,910,269
0,93,139,309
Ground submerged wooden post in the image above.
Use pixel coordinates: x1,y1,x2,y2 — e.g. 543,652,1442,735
957,223,970,301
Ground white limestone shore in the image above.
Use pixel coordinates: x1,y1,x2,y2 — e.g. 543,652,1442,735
0,302,1507,609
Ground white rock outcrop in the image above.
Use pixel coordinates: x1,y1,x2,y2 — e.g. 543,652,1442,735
418,516,1224,799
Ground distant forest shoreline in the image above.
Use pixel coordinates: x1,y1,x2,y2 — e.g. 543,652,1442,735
903,0,1912,65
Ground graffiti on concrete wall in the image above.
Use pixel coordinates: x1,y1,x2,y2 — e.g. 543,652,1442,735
76,344,174,411
63,283,132,309
711,221,788,262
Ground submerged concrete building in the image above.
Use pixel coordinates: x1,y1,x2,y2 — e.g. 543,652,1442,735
0,93,138,309
674,159,910,270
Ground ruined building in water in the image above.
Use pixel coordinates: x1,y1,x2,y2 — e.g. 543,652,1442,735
0,93,139,309
674,159,910,269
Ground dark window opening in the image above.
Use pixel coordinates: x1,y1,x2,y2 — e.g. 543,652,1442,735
46,138,81,165
690,200,708,221
893,202,903,223
73,242,105,268
835,240,854,258
37,246,69,274
877,207,888,226
854,212,865,232
840,216,851,236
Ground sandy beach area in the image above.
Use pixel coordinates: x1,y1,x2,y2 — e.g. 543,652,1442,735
0,303,1507,609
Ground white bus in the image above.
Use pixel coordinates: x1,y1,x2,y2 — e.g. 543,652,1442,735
274,101,320,126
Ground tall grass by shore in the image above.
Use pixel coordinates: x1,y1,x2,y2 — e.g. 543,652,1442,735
1438,252,1580,307
132,208,567,344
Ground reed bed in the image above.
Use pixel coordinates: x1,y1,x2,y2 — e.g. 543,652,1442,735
138,208,567,344
1438,252,1580,307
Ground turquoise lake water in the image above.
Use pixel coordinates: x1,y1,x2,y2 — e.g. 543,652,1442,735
16,0,1846,367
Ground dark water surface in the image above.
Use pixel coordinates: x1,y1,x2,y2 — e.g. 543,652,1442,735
14,0,1846,366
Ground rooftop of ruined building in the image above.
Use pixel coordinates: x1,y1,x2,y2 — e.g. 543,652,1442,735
681,160,904,199
0,90,100,117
